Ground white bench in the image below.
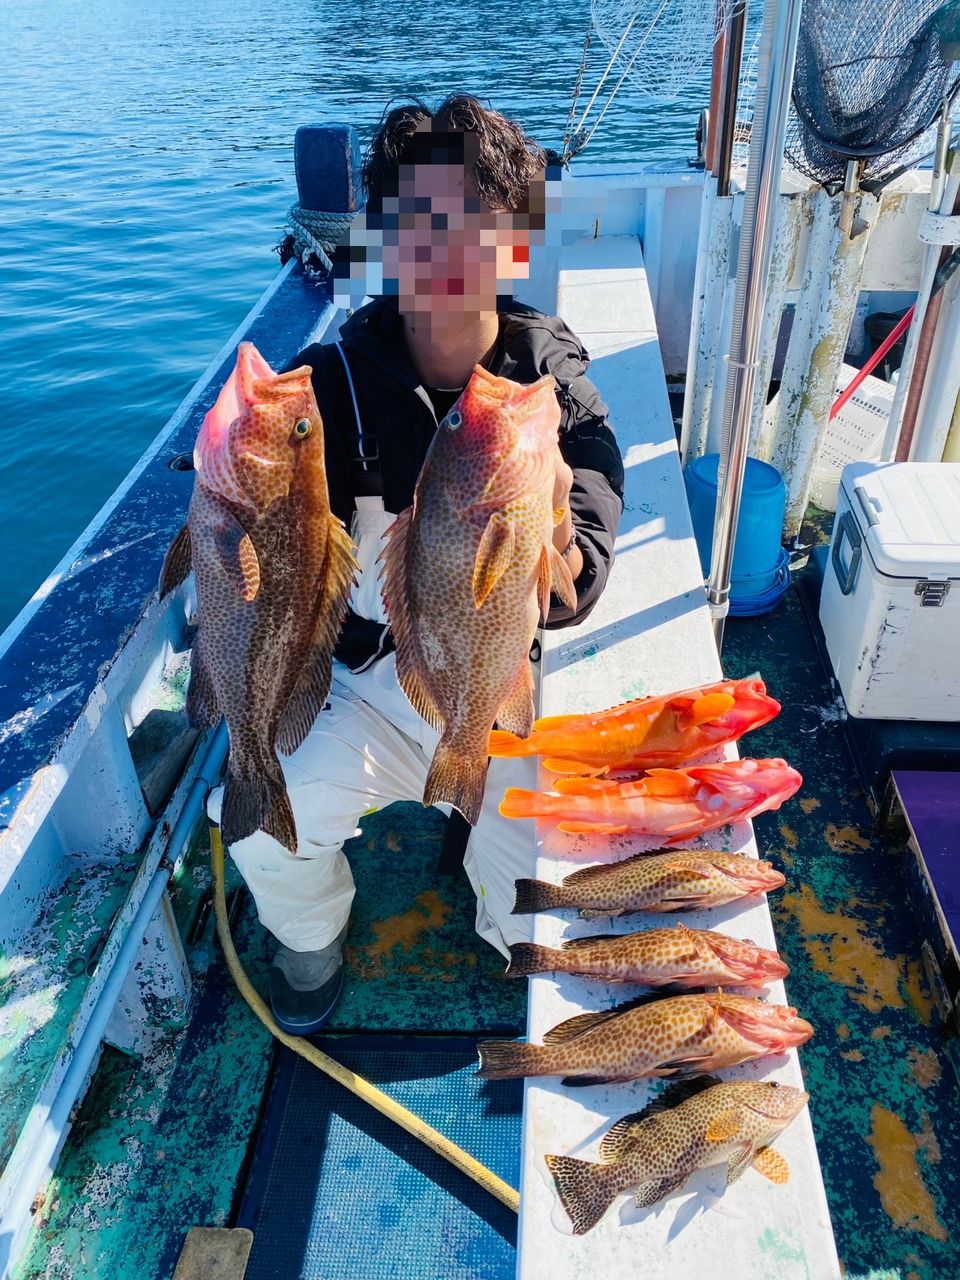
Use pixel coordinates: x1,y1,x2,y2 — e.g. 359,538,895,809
516,235,840,1278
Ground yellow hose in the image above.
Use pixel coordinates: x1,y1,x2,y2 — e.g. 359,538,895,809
209,824,521,1214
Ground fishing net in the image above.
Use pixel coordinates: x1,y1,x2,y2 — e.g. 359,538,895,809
786,0,960,186
589,0,731,104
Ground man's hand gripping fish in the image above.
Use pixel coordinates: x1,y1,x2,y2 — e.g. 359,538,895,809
500,757,802,839
380,366,576,825
546,1075,809,1234
488,675,780,775
159,342,357,853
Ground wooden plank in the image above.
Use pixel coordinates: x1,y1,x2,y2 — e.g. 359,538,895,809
172,1227,254,1280
516,235,839,1278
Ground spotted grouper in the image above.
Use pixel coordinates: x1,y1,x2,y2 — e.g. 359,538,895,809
379,365,576,825
546,1075,809,1233
159,341,357,853
512,848,786,917
476,989,813,1084
504,923,789,988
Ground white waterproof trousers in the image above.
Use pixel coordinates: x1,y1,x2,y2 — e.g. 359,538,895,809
206,496,538,959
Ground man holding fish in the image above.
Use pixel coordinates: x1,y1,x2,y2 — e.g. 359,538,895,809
172,95,626,1033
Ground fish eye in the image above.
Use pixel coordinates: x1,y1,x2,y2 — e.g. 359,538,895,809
445,410,463,431
769,1081,780,1088
293,418,312,439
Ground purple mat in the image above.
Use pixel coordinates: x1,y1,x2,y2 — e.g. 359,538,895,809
892,770,960,950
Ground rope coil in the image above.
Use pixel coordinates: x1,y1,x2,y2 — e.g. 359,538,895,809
277,206,355,277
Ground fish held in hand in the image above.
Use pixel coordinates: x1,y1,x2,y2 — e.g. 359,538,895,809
476,989,813,1084
380,366,575,825
159,342,357,853
488,675,780,775
513,849,785,917
500,757,802,840
504,923,789,988
546,1075,809,1234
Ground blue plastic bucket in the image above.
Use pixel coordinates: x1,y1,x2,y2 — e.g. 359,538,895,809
683,454,788,605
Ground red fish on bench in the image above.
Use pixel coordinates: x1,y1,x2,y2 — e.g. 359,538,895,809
488,675,780,776
499,757,802,839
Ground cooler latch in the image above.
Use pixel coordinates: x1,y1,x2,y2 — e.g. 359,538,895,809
914,580,950,607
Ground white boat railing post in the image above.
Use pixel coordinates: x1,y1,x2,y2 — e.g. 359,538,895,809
706,0,804,649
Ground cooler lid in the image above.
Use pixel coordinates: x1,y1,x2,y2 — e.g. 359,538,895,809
839,462,960,579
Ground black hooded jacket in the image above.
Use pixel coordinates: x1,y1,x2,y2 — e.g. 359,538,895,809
282,295,624,671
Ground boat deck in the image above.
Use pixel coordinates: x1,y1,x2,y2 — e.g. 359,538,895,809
13,568,960,1280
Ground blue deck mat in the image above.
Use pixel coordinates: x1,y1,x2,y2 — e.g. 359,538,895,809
237,1036,522,1280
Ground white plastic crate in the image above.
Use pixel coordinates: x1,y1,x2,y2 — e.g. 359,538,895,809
810,364,896,511
820,461,960,720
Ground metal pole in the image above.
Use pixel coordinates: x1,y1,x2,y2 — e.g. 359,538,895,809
706,0,805,650
715,0,748,197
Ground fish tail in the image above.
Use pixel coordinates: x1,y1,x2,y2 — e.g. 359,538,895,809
545,1154,618,1235
512,878,569,914
499,787,556,820
220,760,297,855
504,942,567,977
424,740,488,826
487,728,535,758
476,1038,545,1079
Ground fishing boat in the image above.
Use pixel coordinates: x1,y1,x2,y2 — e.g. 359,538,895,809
3,2,960,1277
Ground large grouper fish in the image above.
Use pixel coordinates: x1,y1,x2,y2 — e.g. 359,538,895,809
159,341,357,853
380,365,577,825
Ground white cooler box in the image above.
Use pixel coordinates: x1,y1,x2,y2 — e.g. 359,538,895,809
820,462,960,721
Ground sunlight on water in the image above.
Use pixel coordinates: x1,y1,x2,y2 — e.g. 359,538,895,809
0,0,708,631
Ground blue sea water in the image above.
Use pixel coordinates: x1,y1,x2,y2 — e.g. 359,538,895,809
0,0,706,633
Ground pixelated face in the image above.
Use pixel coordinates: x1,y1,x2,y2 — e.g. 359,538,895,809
194,342,321,514
379,145,529,321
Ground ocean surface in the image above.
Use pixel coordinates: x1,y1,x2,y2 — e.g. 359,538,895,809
0,0,708,634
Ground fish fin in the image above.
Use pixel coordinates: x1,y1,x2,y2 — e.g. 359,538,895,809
473,510,515,608
726,1144,755,1186
504,942,564,977
544,1154,616,1235
542,1008,622,1045
552,777,620,795
487,728,533,758
620,1076,723,1130
562,852,654,885
185,643,219,729
533,713,576,731
558,821,629,836
544,758,609,777
753,1146,790,1184
537,542,552,618
561,932,621,951
641,768,699,797
634,1176,687,1209
476,1039,541,1079
553,505,567,526
657,1055,715,1080
679,691,736,728
380,506,444,732
499,787,552,821
424,740,487,826
276,514,357,756
220,761,296,854
598,1112,650,1162
159,523,192,596
705,1109,742,1143
562,1075,618,1088
542,991,669,1045
209,510,261,602
512,878,568,914
495,663,535,738
549,542,578,610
